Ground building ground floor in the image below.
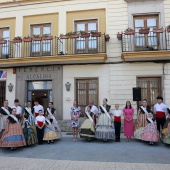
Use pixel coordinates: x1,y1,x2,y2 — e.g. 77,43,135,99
1,62,170,131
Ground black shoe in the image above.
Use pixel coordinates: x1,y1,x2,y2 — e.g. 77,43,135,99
51,140,54,143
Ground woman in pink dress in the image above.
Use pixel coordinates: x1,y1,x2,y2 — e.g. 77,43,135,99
123,101,134,142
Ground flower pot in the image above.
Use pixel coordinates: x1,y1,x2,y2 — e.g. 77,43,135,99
13,39,22,43
32,37,42,41
105,34,110,41
80,33,90,38
0,40,7,44
153,29,163,33
124,30,135,35
42,36,53,40
167,28,170,32
117,33,122,40
139,29,150,34
60,35,69,39
23,38,32,42
91,32,101,37
70,34,79,38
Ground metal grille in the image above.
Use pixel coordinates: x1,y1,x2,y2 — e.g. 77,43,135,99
137,77,162,110
0,81,6,106
76,78,98,116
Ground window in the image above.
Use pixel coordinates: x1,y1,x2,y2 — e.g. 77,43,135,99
137,77,162,110
76,78,98,116
75,20,98,53
134,15,159,50
0,81,6,106
0,28,10,59
31,24,51,56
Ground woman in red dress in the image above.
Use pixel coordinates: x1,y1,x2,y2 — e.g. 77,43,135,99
123,101,134,142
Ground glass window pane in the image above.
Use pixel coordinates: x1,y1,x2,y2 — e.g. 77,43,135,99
3,30,9,39
28,81,52,90
43,26,51,35
147,18,156,27
135,19,144,28
77,23,85,32
33,27,40,35
88,23,96,31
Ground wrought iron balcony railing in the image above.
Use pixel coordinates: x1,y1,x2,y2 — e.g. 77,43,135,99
0,34,106,59
121,29,170,52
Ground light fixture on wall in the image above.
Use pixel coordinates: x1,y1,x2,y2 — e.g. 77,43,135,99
65,82,71,91
8,83,13,92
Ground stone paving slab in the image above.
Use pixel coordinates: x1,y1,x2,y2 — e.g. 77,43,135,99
0,156,169,170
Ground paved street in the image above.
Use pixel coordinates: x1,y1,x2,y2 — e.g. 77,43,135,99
0,133,170,169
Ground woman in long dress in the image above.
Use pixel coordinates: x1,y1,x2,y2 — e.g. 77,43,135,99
142,112,159,145
162,109,170,144
80,105,95,141
134,100,150,140
0,108,26,150
70,100,81,142
23,113,37,146
43,113,58,143
95,98,114,142
123,101,134,142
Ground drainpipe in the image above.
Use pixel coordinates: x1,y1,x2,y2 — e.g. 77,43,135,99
162,63,165,103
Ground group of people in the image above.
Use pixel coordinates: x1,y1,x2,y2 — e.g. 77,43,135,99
0,99,61,150
0,95,170,150
72,96,170,145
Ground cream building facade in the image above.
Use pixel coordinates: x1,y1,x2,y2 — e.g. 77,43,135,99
0,0,170,129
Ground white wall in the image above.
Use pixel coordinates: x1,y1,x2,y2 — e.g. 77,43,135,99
109,62,164,113
5,68,16,106
63,64,110,119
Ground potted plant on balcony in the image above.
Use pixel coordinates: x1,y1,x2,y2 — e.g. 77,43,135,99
80,30,90,38
60,33,70,39
42,34,53,40
117,32,122,40
23,36,32,42
32,34,42,41
105,34,110,41
139,27,150,34
124,28,135,35
166,25,170,32
153,27,163,33
13,36,22,43
68,31,79,38
90,30,101,37
0,38,7,44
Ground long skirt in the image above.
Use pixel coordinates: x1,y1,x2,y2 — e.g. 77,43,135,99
164,134,170,144
134,114,147,139
23,126,38,145
80,119,95,140
0,123,26,148
142,123,159,142
124,119,134,137
95,114,115,140
43,126,58,141
134,127,145,140
0,115,8,132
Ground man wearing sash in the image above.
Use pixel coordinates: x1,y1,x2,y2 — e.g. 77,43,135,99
24,101,35,125
11,99,22,120
0,100,12,138
134,99,150,140
154,96,167,136
46,102,62,137
95,98,115,142
33,99,44,117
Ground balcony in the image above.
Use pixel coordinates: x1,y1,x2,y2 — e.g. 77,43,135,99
121,29,170,61
0,34,107,67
